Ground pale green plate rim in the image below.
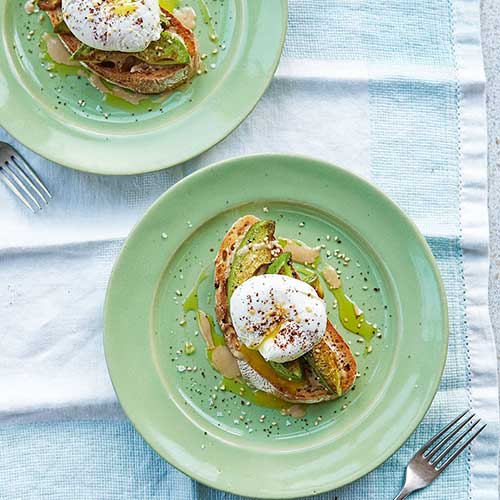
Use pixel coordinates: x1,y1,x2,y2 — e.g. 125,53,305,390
104,154,449,498
0,1,288,175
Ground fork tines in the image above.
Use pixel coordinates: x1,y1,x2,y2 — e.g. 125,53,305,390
0,152,52,213
418,410,486,471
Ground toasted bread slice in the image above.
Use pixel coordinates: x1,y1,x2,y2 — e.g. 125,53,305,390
42,7,198,94
214,215,357,403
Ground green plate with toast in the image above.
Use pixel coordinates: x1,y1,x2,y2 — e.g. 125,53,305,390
104,154,448,498
0,1,287,174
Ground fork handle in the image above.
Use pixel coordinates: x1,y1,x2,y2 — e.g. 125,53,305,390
393,486,412,500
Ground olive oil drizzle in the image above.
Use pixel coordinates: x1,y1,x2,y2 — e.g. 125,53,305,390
197,0,219,42
297,260,377,349
199,311,291,410
183,267,209,313
328,284,376,347
221,378,292,410
40,38,171,112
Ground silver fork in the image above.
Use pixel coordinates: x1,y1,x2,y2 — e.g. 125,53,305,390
394,410,486,499
0,141,52,212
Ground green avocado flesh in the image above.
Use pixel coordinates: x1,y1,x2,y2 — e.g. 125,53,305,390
306,346,342,396
269,359,304,381
227,220,275,300
71,30,190,66
266,252,293,276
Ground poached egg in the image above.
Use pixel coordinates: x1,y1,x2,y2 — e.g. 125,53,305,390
230,274,327,363
62,0,162,53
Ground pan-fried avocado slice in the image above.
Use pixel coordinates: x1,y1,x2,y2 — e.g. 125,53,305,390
306,342,343,396
227,220,276,300
266,252,293,276
269,359,304,381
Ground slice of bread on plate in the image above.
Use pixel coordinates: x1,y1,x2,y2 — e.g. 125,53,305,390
214,215,357,404
38,1,199,94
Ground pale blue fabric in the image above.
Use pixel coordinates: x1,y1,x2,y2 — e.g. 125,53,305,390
0,0,497,499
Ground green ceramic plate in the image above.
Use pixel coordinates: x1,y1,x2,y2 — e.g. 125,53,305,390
0,1,287,175
104,154,448,498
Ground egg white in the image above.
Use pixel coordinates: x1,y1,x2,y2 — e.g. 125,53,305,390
230,274,327,363
62,0,162,52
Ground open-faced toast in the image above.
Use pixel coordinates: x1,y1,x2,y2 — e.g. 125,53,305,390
214,215,357,404
38,1,199,94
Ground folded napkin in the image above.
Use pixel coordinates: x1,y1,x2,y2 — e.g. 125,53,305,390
0,0,498,499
